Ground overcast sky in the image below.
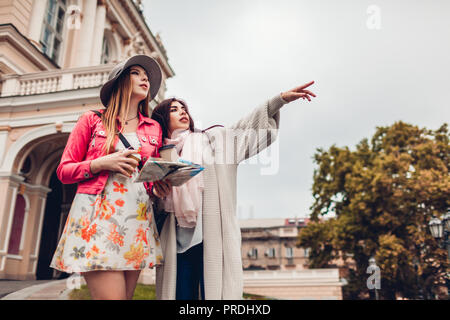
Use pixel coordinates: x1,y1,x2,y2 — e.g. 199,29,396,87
143,0,450,220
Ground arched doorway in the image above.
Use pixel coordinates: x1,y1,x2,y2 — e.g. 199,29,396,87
36,169,76,280
0,122,78,280
6,131,74,280
36,171,63,279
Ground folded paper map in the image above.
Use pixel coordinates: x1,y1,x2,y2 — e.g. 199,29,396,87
133,157,204,186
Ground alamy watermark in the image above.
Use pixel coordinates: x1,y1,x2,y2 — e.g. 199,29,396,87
182,127,280,176
66,272,83,290
366,257,381,290
366,5,382,30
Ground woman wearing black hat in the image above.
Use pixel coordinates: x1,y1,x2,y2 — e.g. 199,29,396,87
50,55,172,300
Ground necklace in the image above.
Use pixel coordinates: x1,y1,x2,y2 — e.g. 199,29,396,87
125,115,138,125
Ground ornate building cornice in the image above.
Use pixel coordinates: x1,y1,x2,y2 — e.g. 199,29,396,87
112,0,175,78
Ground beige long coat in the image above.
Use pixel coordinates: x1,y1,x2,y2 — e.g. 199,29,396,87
155,94,287,299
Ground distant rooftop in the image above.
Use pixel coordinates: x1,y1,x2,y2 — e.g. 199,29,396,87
239,218,310,229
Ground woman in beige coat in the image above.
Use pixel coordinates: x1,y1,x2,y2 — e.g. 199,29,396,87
151,81,316,300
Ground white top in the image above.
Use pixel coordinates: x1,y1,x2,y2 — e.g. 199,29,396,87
176,200,203,253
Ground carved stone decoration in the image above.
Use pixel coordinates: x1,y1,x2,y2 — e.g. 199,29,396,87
66,5,82,30
150,51,159,60
122,31,146,60
134,0,144,12
155,32,167,56
19,184,26,195
55,122,63,133
111,22,119,34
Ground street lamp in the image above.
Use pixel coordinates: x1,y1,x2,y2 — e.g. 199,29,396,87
428,212,450,298
429,217,443,239
428,213,450,254
442,211,450,235
412,257,424,300
368,257,380,300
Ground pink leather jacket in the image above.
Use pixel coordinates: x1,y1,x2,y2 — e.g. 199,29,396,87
56,109,162,196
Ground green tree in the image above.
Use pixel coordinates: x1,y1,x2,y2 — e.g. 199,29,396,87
298,121,449,299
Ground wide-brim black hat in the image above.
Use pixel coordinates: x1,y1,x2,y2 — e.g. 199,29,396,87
100,54,162,107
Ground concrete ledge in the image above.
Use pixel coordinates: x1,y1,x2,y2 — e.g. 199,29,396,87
243,269,343,300
1,279,68,300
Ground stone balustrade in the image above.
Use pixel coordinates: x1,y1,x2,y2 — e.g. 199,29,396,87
243,268,343,300
244,268,340,282
0,65,112,97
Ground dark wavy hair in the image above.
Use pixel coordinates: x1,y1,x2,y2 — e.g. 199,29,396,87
151,97,195,139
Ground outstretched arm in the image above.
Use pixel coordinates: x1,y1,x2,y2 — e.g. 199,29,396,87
223,81,316,164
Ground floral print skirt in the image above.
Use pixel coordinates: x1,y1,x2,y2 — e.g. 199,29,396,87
50,171,164,273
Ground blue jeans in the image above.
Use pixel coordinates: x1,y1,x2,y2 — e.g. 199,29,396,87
176,242,205,300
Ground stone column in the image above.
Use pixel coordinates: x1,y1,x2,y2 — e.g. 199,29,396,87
0,127,11,165
74,0,97,67
24,184,51,279
90,0,107,65
28,0,48,48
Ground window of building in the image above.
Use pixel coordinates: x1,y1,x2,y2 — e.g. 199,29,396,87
266,248,276,258
304,248,311,258
286,247,294,258
247,248,258,260
40,0,67,64
101,35,111,64
20,156,32,175
7,195,27,255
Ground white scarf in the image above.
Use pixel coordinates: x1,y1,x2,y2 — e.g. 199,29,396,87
162,129,204,228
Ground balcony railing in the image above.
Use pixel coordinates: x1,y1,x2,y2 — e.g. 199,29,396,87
243,268,342,287
286,257,295,265
0,65,112,97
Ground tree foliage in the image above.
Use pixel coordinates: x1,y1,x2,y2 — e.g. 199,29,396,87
298,121,449,299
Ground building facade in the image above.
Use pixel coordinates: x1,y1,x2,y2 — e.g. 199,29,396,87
240,217,310,271
0,0,174,280
240,218,343,299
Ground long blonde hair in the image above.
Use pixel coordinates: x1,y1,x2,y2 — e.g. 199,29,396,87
101,68,151,154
